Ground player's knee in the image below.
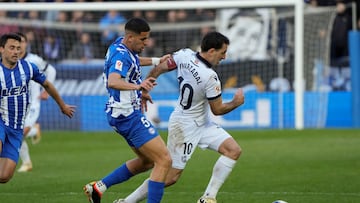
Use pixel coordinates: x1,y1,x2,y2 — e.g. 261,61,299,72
223,144,241,160
220,140,242,160
143,162,155,171
166,176,178,187
233,145,242,160
165,171,181,187
139,158,154,171
0,173,13,183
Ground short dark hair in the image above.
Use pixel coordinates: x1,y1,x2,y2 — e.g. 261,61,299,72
201,31,230,52
16,32,27,42
0,33,21,47
125,17,150,34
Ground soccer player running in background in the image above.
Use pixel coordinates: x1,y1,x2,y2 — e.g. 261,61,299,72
0,33,76,183
16,32,57,172
83,18,172,203
113,31,245,203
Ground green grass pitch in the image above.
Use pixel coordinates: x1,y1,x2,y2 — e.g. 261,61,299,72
1,129,359,203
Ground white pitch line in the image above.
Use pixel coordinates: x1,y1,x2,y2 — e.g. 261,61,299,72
1,191,359,197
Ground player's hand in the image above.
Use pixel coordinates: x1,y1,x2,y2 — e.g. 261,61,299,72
233,88,245,106
141,91,153,113
61,104,76,118
139,77,157,91
159,54,171,63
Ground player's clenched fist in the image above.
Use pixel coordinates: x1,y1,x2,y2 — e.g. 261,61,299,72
233,88,245,106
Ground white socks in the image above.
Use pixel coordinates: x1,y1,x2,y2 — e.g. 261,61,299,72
26,126,38,138
121,156,236,202
125,178,149,203
19,141,31,164
203,155,236,198
95,180,107,194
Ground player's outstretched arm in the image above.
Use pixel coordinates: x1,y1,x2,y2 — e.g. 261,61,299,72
146,56,177,79
41,80,76,118
209,88,245,116
139,54,171,66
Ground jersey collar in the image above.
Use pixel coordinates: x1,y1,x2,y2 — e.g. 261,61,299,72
196,52,212,68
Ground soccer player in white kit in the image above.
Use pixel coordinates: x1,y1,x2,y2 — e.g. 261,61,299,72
113,32,245,203
16,32,57,172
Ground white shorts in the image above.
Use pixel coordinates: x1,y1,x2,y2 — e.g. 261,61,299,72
24,106,40,128
168,113,231,169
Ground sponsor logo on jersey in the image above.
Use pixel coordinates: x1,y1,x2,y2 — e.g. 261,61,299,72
1,85,28,96
115,60,123,71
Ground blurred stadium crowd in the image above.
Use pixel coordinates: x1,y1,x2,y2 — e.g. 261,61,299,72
1,0,359,92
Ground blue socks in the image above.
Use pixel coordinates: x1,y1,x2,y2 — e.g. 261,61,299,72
102,164,133,187
100,164,165,203
147,180,165,203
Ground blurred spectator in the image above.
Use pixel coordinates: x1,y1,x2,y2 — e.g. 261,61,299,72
23,29,42,55
45,0,65,23
67,32,94,62
70,10,91,35
329,0,352,90
0,11,19,36
56,11,69,23
99,10,126,48
190,26,214,51
8,0,28,19
43,33,63,64
141,10,162,57
160,10,191,54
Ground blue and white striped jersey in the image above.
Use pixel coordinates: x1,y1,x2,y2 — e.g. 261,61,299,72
103,37,142,118
0,59,46,129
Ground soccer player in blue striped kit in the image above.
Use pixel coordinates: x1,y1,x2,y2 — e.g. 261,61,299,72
0,33,76,183
83,18,172,203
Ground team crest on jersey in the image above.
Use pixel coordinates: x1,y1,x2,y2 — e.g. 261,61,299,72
148,127,156,135
215,86,221,93
115,60,123,71
21,73,27,82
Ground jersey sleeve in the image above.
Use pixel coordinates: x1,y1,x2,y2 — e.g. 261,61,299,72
30,62,47,85
29,54,48,72
43,64,56,83
108,49,132,78
206,73,222,100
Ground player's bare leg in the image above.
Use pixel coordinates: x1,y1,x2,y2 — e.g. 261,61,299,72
119,165,183,203
0,157,17,183
136,136,171,203
198,137,241,202
86,135,171,203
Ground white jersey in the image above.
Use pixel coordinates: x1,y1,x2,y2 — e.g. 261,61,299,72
23,53,56,127
168,48,230,169
24,53,56,108
172,48,222,126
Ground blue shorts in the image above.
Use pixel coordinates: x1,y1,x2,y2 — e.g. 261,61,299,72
0,121,23,163
107,110,159,148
